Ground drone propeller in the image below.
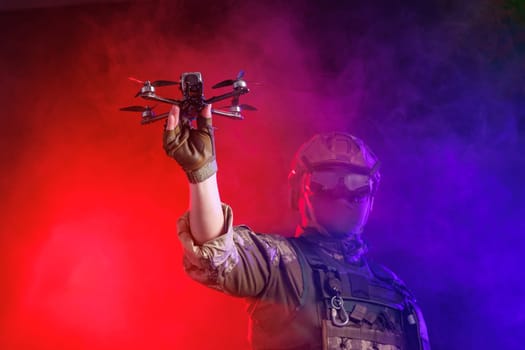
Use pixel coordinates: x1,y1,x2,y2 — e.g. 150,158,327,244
120,104,158,112
128,77,179,86
129,77,179,95
120,105,159,121
220,104,257,111
212,70,246,89
120,104,159,122
218,91,257,112
212,78,235,89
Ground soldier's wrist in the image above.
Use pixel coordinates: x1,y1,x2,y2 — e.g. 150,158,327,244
185,159,218,184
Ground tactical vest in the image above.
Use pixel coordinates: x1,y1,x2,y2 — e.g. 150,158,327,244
286,236,430,350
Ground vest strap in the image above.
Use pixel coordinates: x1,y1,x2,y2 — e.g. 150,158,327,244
322,320,405,348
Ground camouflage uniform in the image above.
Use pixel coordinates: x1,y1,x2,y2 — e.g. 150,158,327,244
178,204,430,350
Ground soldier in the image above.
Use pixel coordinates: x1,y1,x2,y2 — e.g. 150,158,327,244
163,104,430,350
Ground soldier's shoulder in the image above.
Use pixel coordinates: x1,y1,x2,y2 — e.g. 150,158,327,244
233,225,297,257
366,259,416,300
366,259,401,283
234,224,292,242
232,224,256,235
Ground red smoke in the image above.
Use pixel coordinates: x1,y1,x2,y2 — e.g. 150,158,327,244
0,1,334,349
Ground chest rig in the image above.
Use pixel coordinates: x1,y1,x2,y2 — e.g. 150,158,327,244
289,236,430,350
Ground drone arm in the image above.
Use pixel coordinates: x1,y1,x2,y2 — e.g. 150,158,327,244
211,109,244,120
205,92,233,104
205,88,248,104
141,93,181,106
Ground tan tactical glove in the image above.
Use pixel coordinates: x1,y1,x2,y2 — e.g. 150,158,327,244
163,104,217,183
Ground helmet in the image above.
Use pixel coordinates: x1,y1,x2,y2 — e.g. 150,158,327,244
288,132,381,210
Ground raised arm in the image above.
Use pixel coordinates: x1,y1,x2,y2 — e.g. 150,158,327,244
163,104,224,244
163,105,302,301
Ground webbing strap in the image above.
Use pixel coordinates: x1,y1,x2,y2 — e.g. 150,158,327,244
349,273,370,299
292,236,330,269
292,237,406,304
288,238,310,310
322,320,405,348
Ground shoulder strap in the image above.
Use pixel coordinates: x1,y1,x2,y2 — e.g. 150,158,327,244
290,236,335,270
287,237,311,310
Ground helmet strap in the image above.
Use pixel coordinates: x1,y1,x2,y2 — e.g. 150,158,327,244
299,181,331,236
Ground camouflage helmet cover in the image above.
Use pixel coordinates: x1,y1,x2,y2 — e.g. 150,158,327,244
288,132,381,209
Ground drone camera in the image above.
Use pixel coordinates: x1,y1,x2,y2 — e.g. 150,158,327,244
180,72,203,98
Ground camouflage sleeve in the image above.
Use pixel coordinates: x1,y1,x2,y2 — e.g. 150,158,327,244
177,203,302,299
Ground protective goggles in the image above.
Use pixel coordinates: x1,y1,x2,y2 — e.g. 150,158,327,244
306,169,372,201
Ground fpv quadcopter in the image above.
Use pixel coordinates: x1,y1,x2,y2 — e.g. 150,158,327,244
120,71,256,125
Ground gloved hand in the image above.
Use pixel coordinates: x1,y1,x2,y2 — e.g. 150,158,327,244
163,104,217,183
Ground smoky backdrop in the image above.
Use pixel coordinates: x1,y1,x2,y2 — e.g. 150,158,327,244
1,0,523,349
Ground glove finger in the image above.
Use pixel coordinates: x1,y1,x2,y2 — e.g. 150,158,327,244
166,105,180,131
163,105,182,145
163,123,180,145
197,103,213,130
163,123,190,158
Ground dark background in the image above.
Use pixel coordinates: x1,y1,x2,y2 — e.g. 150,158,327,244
1,0,524,349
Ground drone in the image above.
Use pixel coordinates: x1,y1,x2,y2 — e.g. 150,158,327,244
120,70,257,125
